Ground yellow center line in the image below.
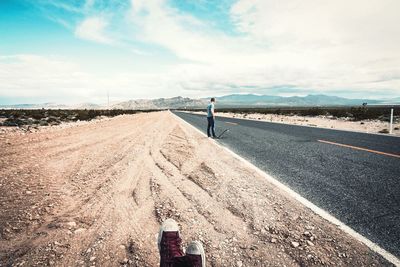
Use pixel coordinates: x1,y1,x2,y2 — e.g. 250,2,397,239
318,139,400,159
225,122,238,125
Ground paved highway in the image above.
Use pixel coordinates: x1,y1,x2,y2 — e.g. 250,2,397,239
173,111,400,258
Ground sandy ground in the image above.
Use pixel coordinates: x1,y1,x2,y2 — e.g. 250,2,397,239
0,111,391,266
189,111,400,137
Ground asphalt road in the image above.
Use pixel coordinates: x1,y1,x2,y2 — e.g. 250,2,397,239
173,111,400,258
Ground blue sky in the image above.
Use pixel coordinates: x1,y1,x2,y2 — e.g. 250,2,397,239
1,0,399,104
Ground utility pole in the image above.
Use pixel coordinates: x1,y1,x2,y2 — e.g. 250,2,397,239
389,108,394,134
107,90,110,109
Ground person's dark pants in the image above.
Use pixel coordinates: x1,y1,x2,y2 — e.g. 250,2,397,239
207,116,216,137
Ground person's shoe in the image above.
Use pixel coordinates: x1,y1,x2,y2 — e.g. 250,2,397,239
158,218,185,267
185,241,206,267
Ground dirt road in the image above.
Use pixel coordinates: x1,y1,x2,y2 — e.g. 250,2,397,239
0,111,390,266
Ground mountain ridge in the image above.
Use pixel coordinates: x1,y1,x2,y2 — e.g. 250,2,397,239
1,94,399,109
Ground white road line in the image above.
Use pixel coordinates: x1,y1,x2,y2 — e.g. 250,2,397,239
172,111,400,267
318,139,400,159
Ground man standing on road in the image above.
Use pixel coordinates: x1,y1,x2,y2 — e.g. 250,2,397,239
207,98,216,138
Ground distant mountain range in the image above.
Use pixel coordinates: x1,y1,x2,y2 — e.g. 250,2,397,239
1,94,399,109
214,94,387,106
111,96,206,109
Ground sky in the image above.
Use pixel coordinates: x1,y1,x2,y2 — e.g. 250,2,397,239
0,0,399,104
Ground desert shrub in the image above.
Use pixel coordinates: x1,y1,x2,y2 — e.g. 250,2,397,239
349,107,393,121
350,107,367,120
31,110,45,120
0,109,160,127
75,110,90,121
178,106,398,122
329,109,351,118
299,108,327,116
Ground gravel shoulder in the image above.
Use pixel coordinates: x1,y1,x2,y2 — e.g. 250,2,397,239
0,111,392,266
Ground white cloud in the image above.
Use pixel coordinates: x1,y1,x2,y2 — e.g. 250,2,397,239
129,0,228,64
231,0,400,57
0,54,177,103
84,0,95,10
75,16,115,44
2,0,400,103
130,48,152,56
125,0,400,97
0,55,94,100
229,0,400,88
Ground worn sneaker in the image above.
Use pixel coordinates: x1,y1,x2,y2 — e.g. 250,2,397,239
158,218,185,267
185,241,206,267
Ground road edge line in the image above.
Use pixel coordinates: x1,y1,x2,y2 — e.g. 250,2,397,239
171,111,400,267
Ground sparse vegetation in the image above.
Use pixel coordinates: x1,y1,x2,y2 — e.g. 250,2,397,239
0,109,161,127
178,106,399,122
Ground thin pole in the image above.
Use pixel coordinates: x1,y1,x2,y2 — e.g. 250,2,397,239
389,108,394,134
107,91,110,109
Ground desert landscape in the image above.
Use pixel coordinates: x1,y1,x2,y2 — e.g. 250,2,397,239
0,111,391,266
187,111,400,137
2,0,400,266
